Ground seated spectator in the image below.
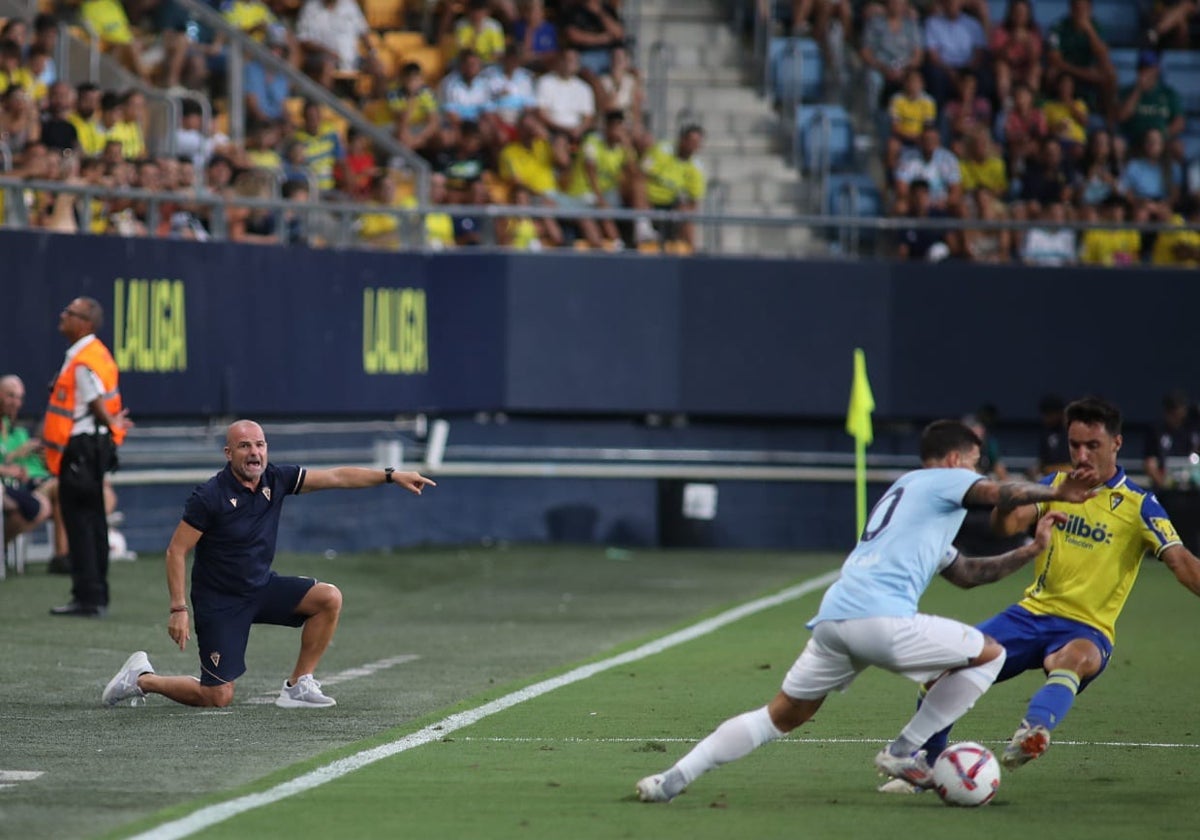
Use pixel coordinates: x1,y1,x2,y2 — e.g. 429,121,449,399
108,90,147,159
39,83,79,153
859,0,923,111
1019,200,1076,265
1146,0,1200,48
959,125,1008,198
486,45,537,142
26,45,51,105
784,0,852,86
387,62,442,152
97,90,124,155
922,0,988,106
999,82,1046,171
175,99,229,170
79,0,150,80
441,50,498,141
885,68,935,172
1079,194,1140,266
497,110,564,245
244,120,285,172
896,178,950,260
0,374,52,546
295,0,382,91
1017,137,1074,216
336,127,376,199
598,45,646,150
31,14,59,90
561,0,625,78
0,38,35,98
441,119,488,204
293,100,345,194
962,186,1012,262
281,139,311,184
1042,73,1088,161
989,0,1041,107
942,69,991,156
0,85,41,152
1116,50,1184,149
536,48,596,143
642,123,706,249
226,168,279,244
244,27,292,126
893,124,963,214
68,82,105,157
513,0,558,72
451,0,507,66
497,184,544,250
1119,127,1181,217
1076,127,1120,208
1151,195,1200,267
1046,0,1116,117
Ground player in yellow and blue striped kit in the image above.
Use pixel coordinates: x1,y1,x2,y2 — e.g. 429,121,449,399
918,396,1200,774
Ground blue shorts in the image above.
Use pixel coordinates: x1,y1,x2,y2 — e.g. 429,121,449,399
979,604,1113,691
192,573,317,686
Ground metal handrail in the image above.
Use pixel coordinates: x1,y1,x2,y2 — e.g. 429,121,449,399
702,177,729,253
0,139,10,172
647,40,674,136
173,0,431,202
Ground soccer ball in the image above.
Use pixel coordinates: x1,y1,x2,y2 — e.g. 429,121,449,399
932,742,1001,807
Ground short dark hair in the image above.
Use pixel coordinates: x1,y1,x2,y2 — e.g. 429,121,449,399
679,123,704,138
1065,397,1122,436
282,179,308,199
919,420,983,462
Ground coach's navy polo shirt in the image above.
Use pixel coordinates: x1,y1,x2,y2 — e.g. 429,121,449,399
182,463,306,596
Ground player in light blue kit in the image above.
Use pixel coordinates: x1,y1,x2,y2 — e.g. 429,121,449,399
635,420,1097,802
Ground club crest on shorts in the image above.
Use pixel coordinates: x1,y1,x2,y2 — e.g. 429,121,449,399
229,498,237,508
209,652,221,668
263,487,271,501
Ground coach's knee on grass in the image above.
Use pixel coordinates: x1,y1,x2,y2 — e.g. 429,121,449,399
301,582,343,618
202,683,236,707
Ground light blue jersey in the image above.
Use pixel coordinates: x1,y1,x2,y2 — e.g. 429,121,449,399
808,468,983,626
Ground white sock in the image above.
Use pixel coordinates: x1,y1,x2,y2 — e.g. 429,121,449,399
898,653,1005,748
667,706,784,795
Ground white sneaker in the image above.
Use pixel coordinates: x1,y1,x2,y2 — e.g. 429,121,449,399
102,651,153,706
1001,721,1050,769
635,774,672,803
275,674,337,708
877,777,927,794
874,748,935,789
634,218,658,244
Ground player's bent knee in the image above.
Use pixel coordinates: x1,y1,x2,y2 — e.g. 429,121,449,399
972,637,1007,666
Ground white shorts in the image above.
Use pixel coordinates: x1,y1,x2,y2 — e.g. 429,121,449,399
781,614,985,700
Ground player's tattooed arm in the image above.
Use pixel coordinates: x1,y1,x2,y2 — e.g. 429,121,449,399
964,468,1099,511
942,512,1067,589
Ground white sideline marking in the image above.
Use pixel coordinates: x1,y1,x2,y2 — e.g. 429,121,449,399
242,655,421,705
0,771,44,782
129,569,840,840
459,736,1200,750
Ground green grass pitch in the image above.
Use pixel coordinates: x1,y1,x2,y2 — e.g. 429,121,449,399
2,545,1199,839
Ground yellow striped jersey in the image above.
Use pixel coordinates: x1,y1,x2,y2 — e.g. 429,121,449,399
1027,467,1181,643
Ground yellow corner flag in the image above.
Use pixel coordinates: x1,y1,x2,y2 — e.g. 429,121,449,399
846,348,875,538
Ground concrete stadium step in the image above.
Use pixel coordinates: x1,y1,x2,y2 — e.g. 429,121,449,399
666,41,749,69
663,65,754,86
719,175,805,204
640,19,740,49
665,84,768,114
700,134,781,155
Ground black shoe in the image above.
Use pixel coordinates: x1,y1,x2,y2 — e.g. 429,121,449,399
49,602,106,618
46,555,72,575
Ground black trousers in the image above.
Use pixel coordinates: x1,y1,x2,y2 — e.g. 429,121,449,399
58,435,111,608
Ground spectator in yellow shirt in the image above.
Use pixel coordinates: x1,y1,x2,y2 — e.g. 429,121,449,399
886,68,936,172
0,39,35,97
959,125,1008,198
79,0,149,79
1041,73,1088,159
1151,198,1200,267
67,83,106,157
1080,196,1142,266
498,111,564,245
453,0,506,65
642,123,706,249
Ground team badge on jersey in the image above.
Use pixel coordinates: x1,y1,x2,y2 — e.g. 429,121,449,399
263,488,271,501
1110,494,1123,511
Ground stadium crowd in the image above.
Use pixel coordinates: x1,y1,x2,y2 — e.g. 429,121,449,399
847,0,1200,266
0,0,708,251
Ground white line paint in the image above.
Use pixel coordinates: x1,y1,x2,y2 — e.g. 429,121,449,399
129,570,840,840
242,655,421,705
459,736,1200,750
0,771,44,782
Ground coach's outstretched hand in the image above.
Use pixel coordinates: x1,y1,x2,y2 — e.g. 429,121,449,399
393,472,436,494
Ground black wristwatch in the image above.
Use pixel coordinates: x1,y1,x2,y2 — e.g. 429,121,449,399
384,467,395,484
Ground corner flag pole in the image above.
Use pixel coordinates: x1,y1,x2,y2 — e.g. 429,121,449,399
845,348,875,539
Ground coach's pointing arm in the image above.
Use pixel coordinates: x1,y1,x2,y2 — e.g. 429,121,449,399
300,467,437,494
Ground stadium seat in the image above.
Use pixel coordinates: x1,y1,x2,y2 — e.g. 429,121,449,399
383,30,426,62
1092,1,1141,47
794,104,853,173
1181,133,1200,164
1110,48,1139,89
1029,0,1070,34
768,36,822,106
824,173,882,218
1163,51,1200,115
363,0,405,30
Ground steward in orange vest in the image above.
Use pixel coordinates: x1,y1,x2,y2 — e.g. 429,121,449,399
43,335,126,476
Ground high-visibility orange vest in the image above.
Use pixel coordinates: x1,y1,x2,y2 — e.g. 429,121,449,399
42,338,125,476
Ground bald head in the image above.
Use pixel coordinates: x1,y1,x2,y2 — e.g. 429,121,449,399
0,374,25,420
224,419,268,487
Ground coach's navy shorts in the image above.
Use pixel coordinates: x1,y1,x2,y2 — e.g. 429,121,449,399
979,604,1113,691
192,573,318,686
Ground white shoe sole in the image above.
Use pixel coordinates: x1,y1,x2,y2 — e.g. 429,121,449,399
275,696,337,709
102,651,151,707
